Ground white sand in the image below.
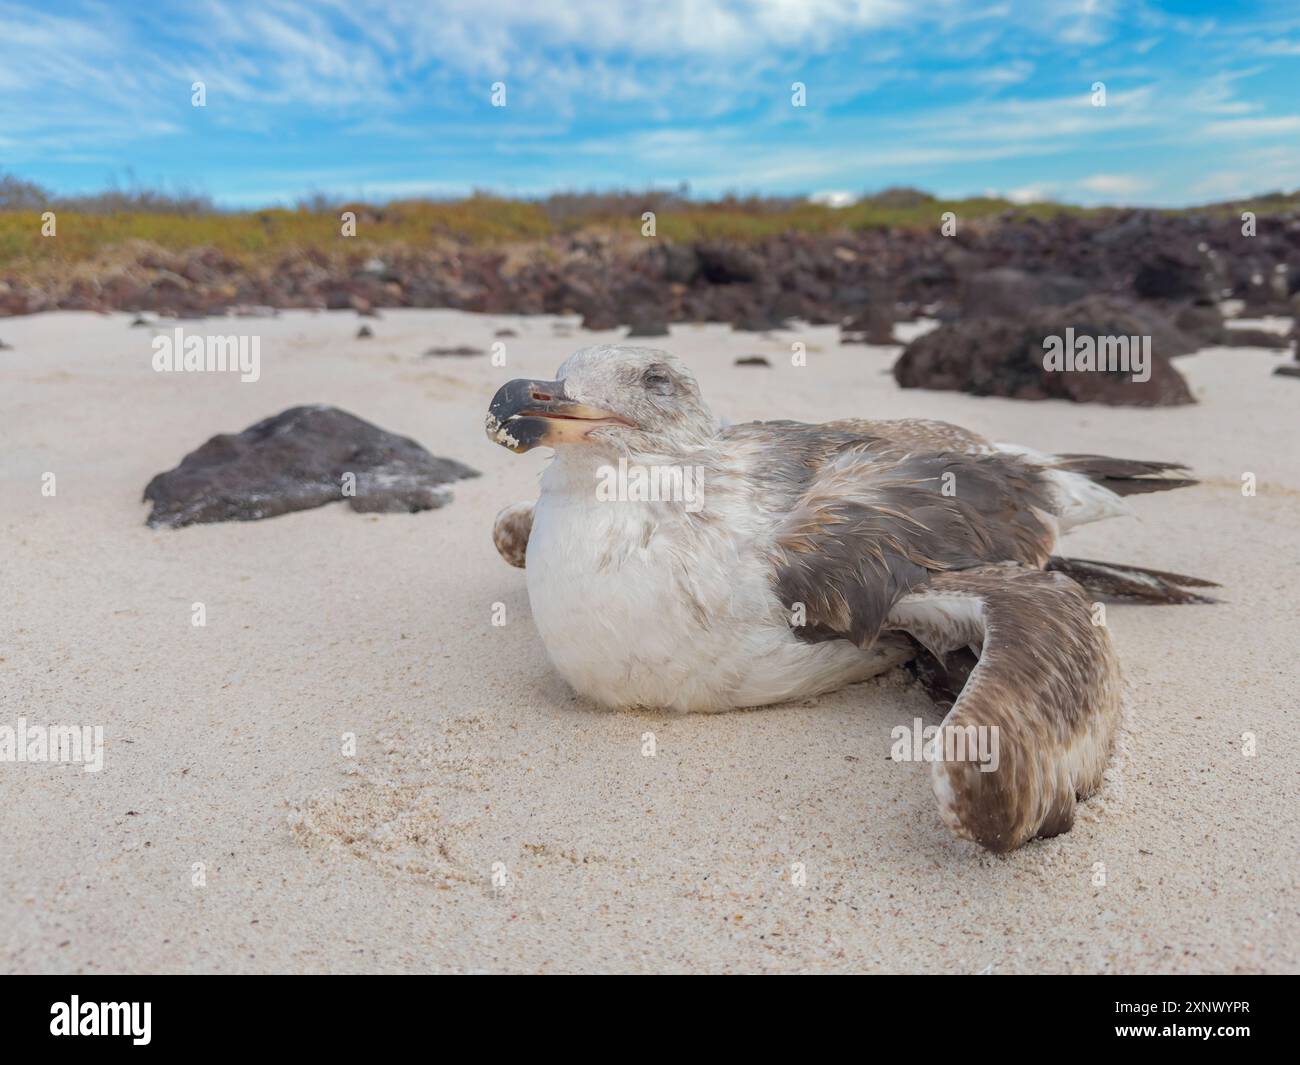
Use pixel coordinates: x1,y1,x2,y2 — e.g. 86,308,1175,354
1,309,1296,974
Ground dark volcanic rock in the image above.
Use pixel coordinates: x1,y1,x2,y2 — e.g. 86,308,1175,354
1133,249,1213,301
7,207,1300,343
424,345,484,357
894,296,1196,406
143,405,478,528
626,316,669,337
837,278,898,343
1169,303,1230,349
1047,295,1205,364
1218,326,1292,349
579,307,620,331
840,304,896,345
732,311,788,332
959,268,1091,319
1171,303,1293,350
655,242,700,285
695,242,762,285
840,322,895,344
603,274,673,334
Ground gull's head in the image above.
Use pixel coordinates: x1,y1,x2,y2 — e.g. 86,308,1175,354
486,345,716,456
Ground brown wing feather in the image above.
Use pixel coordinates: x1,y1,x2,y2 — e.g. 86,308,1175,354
890,566,1122,851
824,417,995,455
766,440,1056,647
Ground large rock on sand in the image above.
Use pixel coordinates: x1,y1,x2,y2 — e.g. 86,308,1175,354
894,296,1196,406
143,405,478,528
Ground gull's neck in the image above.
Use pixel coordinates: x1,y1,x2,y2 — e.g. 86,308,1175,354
538,436,742,528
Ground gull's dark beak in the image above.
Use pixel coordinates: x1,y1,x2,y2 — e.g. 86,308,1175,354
485,378,631,453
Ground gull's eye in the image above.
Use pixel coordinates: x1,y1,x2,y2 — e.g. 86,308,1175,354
642,367,673,395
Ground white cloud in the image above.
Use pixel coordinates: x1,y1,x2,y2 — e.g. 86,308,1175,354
808,190,857,207
974,59,1035,86
1202,115,1300,138
1190,144,1300,200
1078,173,1148,195
332,0,912,65
1256,39,1300,56
1004,184,1053,203
2,0,1297,206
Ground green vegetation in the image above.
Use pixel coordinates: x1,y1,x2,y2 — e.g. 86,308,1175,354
1,174,1297,275
0,191,1069,274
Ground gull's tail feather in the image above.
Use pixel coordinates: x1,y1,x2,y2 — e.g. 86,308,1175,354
890,566,1122,852
995,444,1198,532
1050,454,1198,496
1046,556,1219,604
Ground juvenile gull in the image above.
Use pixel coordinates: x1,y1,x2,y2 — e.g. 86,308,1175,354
485,345,1214,852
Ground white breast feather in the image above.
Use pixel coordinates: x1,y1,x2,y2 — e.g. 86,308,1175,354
525,461,898,712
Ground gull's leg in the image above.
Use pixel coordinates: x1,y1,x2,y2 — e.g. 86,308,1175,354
904,642,979,711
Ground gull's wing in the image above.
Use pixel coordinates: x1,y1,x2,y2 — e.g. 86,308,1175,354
822,417,996,455
745,421,1119,851
890,566,1121,851
752,426,1056,647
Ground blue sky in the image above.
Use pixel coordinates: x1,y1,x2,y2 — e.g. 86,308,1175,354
2,0,1298,208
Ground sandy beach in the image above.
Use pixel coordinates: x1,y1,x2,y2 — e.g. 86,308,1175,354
2,308,1296,974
